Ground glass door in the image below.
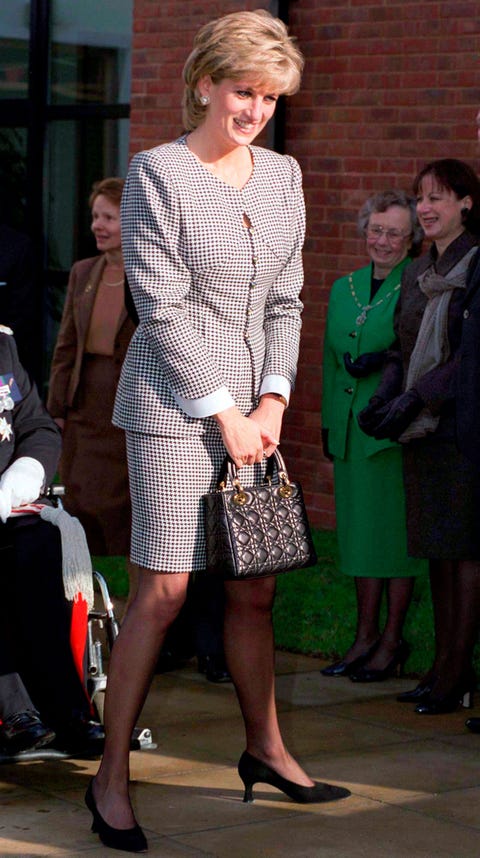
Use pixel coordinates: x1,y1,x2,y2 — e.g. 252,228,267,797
0,0,132,390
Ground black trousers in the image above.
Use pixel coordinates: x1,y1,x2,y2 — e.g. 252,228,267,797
0,515,92,727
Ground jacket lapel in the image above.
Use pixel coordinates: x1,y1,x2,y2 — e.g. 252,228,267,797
76,256,105,351
464,247,480,307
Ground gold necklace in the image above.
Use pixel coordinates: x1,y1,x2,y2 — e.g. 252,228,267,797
101,275,125,288
348,273,401,326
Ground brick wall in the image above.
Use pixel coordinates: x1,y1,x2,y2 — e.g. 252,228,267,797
130,0,480,528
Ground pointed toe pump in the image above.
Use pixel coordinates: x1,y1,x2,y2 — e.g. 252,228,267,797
465,717,480,733
238,751,351,804
321,640,380,677
397,674,438,703
85,779,148,853
349,640,410,683
414,678,475,715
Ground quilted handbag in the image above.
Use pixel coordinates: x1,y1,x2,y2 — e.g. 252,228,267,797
203,449,317,579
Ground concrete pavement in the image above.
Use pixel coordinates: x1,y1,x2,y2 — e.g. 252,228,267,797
0,651,479,857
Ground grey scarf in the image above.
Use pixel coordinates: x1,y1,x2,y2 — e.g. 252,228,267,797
399,245,478,443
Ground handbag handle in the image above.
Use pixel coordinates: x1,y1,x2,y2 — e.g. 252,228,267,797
217,449,293,499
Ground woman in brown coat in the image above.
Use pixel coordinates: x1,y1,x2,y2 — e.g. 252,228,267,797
48,178,138,592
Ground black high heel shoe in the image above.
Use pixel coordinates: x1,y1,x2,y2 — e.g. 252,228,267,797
397,673,438,703
414,678,475,715
349,640,410,683
465,717,480,733
238,751,351,804
321,640,380,677
85,779,148,853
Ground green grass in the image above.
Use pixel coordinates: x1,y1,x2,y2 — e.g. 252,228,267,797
92,555,130,597
93,530,480,678
272,530,435,676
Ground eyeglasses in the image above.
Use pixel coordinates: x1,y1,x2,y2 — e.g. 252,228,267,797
366,225,411,243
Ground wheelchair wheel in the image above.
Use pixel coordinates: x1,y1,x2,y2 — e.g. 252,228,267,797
87,571,120,725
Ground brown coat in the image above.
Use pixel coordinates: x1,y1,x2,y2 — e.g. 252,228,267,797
47,256,136,418
47,255,137,555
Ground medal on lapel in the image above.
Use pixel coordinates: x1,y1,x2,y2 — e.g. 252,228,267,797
0,416,13,442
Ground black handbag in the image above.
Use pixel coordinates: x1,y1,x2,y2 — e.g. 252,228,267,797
203,449,317,579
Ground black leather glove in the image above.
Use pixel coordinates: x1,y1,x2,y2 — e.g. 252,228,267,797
369,389,424,441
343,351,387,378
357,395,388,436
321,427,334,461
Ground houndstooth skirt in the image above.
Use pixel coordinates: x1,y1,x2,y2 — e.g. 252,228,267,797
126,429,261,572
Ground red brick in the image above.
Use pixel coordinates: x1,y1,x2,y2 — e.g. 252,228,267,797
130,0,480,526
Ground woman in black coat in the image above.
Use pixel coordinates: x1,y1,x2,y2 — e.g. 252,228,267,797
359,159,480,715
456,246,480,732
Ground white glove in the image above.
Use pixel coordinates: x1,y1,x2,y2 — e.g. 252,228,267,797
0,456,45,522
0,488,11,522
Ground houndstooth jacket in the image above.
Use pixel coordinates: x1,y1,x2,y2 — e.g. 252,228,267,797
113,135,306,438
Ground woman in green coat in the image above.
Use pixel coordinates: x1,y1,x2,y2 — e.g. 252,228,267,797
321,190,427,681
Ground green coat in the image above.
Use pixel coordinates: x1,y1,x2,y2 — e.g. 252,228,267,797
322,259,410,460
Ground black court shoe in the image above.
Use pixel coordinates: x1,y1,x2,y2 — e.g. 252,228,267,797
415,680,475,715
349,640,410,683
397,674,438,703
320,640,380,677
238,751,351,804
198,654,232,683
0,710,55,754
52,715,105,756
85,779,147,853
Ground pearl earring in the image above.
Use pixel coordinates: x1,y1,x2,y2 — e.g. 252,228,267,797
200,95,210,106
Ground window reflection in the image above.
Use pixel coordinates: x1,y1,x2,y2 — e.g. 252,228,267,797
0,128,27,230
51,44,122,104
45,117,129,270
50,0,132,105
0,1,30,100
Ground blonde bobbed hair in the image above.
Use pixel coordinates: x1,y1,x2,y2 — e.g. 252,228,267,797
182,9,304,131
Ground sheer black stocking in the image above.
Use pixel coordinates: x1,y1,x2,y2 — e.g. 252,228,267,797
428,559,480,697
341,577,383,664
362,577,415,671
342,576,415,669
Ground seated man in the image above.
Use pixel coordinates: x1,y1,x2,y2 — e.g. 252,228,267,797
0,325,104,755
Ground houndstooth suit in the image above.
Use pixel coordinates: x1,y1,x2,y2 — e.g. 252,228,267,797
114,135,306,571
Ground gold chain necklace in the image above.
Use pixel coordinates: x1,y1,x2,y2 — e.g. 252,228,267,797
101,275,125,288
348,273,401,326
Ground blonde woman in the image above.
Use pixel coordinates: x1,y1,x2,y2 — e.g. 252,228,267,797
85,10,350,853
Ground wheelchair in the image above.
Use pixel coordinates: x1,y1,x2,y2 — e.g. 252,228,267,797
0,487,155,762
85,569,155,755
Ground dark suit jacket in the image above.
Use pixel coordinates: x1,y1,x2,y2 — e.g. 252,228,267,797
0,330,60,482
457,247,480,465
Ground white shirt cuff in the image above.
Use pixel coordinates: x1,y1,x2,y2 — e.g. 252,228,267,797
259,375,291,406
173,386,235,418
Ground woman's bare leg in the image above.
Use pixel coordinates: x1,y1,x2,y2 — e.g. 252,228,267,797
223,576,313,786
92,570,190,828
